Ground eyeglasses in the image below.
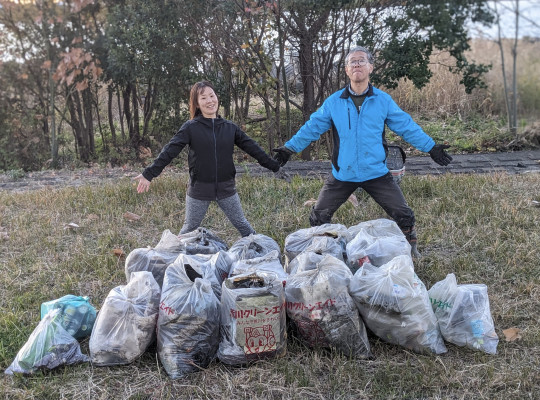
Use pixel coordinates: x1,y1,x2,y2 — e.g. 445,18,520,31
347,59,369,67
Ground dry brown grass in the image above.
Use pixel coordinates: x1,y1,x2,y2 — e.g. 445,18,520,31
1,172,539,399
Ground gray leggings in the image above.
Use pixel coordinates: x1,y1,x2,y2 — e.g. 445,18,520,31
180,193,255,237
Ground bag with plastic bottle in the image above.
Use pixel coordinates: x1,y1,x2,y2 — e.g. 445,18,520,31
157,260,220,379
217,272,287,365
346,228,411,271
349,255,447,355
177,227,228,255
284,223,351,263
285,254,372,359
428,273,498,354
5,309,89,375
173,250,233,300
89,271,161,366
229,250,288,285
228,233,281,261
40,295,97,339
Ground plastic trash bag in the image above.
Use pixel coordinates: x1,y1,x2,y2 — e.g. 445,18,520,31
285,254,372,359
154,229,186,253
349,255,447,355
229,250,288,284
428,273,499,354
5,309,89,375
346,227,411,271
284,223,351,263
347,218,404,241
173,250,233,300
157,261,220,379
89,271,161,366
177,227,228,255
40,295,97,339
217,272,287,365
285,251,325,275
228,233,281,261
125,248,179,288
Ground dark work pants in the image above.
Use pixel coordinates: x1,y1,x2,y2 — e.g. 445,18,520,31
309,172,415,230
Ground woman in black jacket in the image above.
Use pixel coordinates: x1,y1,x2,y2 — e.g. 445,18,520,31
133,81,280,236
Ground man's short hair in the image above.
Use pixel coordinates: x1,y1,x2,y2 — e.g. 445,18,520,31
345,46,374,65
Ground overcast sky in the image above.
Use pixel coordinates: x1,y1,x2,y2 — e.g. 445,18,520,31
470,1,540,39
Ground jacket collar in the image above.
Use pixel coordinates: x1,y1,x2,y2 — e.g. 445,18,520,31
193,114,224,127
340,82,374,99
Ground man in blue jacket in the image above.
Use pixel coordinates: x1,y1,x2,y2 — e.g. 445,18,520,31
273,45,452,258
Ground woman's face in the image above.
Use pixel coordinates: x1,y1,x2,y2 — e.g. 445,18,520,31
197,87,218,118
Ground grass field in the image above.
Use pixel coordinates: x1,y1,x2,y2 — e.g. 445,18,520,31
1,171,539,400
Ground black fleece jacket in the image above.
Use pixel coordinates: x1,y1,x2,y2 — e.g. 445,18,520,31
142,115,279,199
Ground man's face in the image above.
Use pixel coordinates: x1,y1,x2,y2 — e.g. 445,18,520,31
345,51,373,84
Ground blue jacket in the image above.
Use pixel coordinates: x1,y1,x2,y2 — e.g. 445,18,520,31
285,84,435,182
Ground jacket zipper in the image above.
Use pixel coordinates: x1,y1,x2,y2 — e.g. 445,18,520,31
348,108,351,129
212,118,218,198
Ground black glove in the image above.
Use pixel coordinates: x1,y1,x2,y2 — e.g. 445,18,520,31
272,146,295,167
429,144,453,166
267,158,280,173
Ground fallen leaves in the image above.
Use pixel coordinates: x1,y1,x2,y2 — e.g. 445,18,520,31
63,222,80,230
502,327,522,342
347,194,359,207
0,226,8,241
303,198,317,207
112,248,125,258
123,211,141,221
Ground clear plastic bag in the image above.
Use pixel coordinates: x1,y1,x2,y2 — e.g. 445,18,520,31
177,227,228,255
347,218,404,241
217,272,287,365
89,271,161,366
40,295,97,339
154,229,186,253
157,261,220,379
5,309,89,375
284,223,351,263
285,251,325,275
229,250,288,284
173,250,233,300
228,233,281,261
346,227,411,271
125,248,179,288
285,254,372,359
349,255,447,355
428,273,498,354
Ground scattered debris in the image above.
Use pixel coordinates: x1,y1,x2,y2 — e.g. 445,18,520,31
123,211,141,221
502,327,522,342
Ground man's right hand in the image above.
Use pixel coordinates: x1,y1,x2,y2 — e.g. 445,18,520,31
132,174,151,193
272,146,295,167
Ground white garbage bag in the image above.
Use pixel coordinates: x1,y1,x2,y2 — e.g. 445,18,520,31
89,271,161,366
285,254,372,359
157,261,220,379
428,273,498,354
346,228,411,271
349,255,447,355
284,223,351,263
228,233,281,261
